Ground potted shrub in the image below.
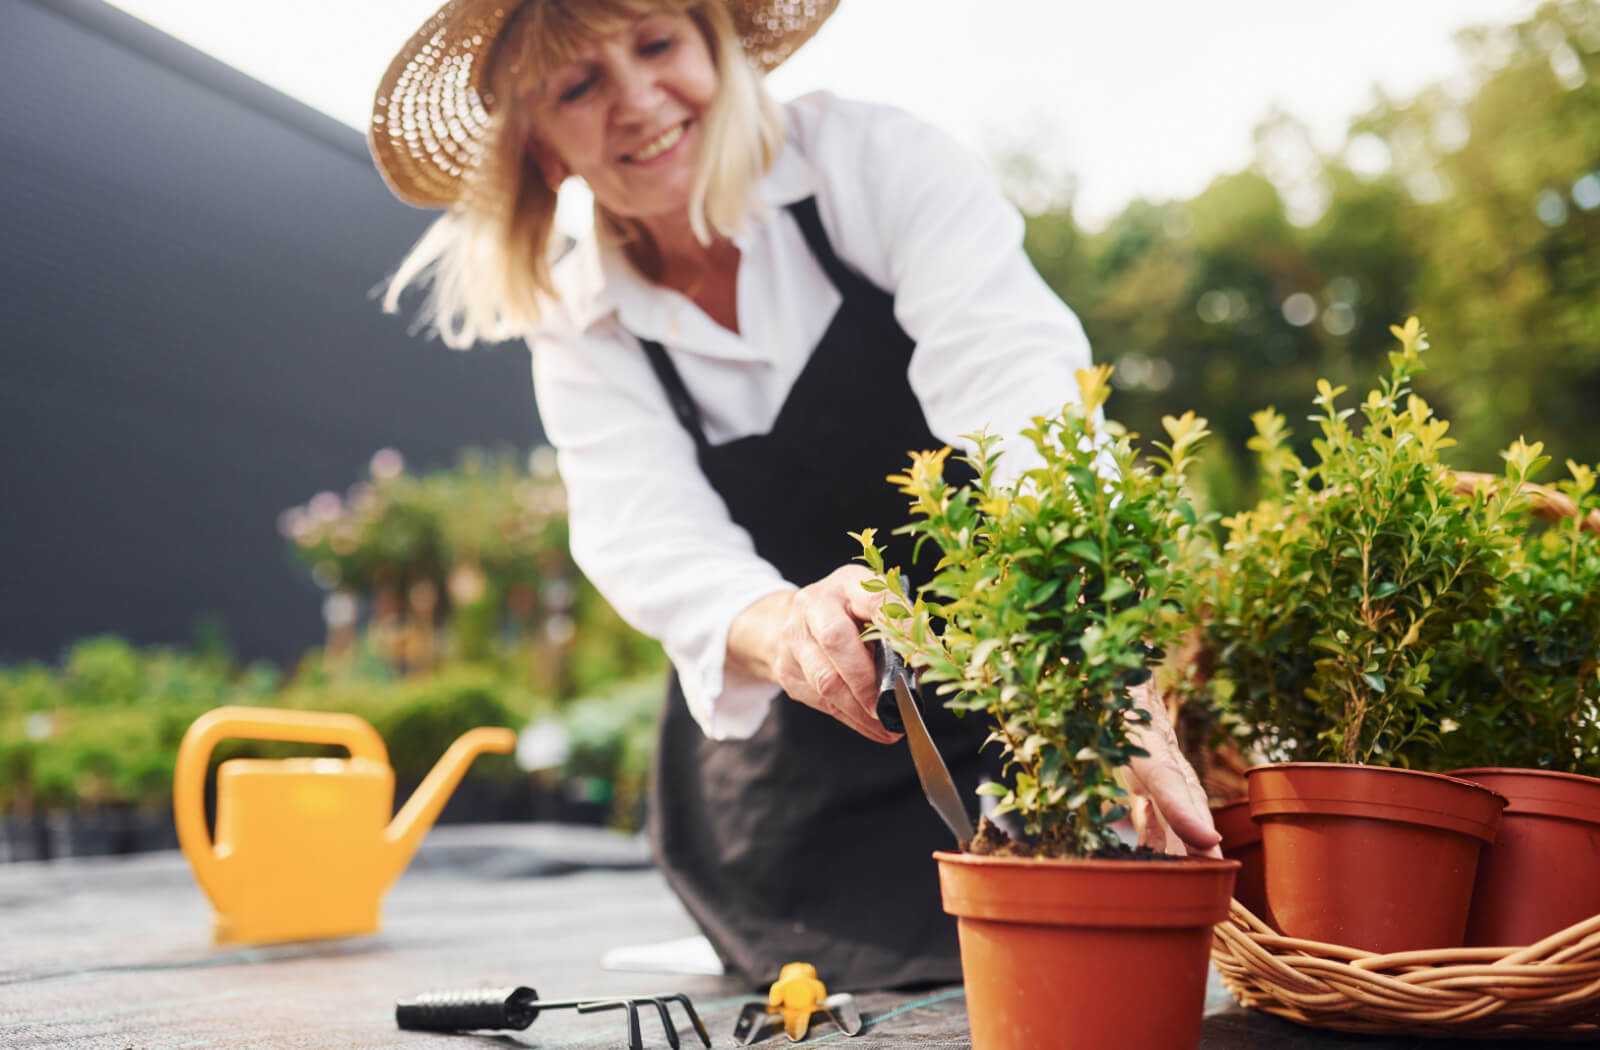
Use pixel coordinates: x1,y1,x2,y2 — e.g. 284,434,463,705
1429,459,1600,945
859,365,1238,1050
1202,319,1526,953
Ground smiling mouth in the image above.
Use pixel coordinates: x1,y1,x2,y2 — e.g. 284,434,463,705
623,120,690,163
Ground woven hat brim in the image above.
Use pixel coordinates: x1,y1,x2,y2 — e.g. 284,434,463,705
369,0,838,209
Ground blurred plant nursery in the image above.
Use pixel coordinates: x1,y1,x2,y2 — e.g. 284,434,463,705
0,447,667,861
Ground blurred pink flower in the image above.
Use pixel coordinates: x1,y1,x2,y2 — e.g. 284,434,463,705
309,491,343,522
371,448,405,480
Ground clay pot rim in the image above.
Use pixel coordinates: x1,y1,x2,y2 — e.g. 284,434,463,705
1244,761,1509,802
1245,761,1507,841
1447,766,1600,824
1245,760,1495,786
1447,766,1600,785
933,849,1240,872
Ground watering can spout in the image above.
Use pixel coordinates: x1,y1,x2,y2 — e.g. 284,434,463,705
383,727,517,881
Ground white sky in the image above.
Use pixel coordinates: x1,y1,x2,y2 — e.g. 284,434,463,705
107,0,1535,229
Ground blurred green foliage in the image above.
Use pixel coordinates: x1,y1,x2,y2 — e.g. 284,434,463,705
1020,1,1600,508
0,634,279,812
2,448,668,830
0,634,664,830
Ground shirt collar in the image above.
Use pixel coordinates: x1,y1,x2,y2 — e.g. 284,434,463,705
551,231,615,333
754,122,814,210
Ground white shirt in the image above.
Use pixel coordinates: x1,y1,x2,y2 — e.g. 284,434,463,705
529,91,1093,740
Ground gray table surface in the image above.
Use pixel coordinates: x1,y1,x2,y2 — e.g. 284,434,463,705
0,825,1530,1049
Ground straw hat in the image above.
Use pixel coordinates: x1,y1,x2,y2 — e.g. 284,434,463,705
370,0,838,208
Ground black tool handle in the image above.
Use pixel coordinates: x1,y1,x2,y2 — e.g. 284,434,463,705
395,986,540,1031
873,643,912,733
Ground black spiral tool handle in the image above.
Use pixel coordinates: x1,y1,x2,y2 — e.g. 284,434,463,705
395,985,540,1031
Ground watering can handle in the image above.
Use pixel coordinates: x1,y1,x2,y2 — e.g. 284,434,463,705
173,706,391,903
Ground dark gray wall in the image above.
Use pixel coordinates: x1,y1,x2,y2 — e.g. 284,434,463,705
2,0,542,665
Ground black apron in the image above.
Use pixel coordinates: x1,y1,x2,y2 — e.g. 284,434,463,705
638,197,997,990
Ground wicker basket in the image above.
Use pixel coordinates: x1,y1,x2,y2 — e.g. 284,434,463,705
1212,900,1600,1040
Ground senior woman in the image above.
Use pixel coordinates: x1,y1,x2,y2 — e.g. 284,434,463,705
370,0,1219,988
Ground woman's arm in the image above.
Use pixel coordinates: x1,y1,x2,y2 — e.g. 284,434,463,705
532,318,795,741
538,327,898,744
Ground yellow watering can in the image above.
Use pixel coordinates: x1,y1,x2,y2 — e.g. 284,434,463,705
174,705,516,945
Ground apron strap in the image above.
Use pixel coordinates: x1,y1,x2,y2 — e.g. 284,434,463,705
638,337,711,451
786,197,885,304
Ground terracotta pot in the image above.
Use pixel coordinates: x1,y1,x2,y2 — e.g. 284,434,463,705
1210,799,1270,926
1448,767,1600,947
936,850,1238,1050
1246,763,1505,954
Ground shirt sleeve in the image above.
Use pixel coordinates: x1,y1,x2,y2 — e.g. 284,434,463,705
530,315,790,741
805,96,1093,483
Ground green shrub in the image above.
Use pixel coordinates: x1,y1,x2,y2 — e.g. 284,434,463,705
62,636,144,707
1429,460,1600,774
1203,319,1532,766
862,365,1211,854
0,662,65,717
370,670,525,784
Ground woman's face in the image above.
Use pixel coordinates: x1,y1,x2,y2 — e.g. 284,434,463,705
525,13,718,221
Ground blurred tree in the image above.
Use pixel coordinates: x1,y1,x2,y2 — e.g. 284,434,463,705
1380,0,1600,467
1017,0,1600,507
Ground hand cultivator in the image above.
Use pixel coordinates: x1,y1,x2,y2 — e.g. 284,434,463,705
395,986,710,1050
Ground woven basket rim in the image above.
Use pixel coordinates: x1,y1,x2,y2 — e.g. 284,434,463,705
1211,900,1600,1038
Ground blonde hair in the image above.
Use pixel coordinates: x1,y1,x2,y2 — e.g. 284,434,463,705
382,0,786,349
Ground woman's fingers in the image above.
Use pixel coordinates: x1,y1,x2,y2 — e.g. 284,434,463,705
1125,680,1222,858
838,564,885,624
1129,793,1169,854
774,566,898,743
802,590,878,716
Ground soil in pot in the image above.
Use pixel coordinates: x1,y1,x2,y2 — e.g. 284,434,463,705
1210,799,1270,926
937,842,1237,1050
1247,762,1505,954
1448,767,1600,947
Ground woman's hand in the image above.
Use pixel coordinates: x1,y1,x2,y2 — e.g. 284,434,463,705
728,566,900,744
1121,679,1222,858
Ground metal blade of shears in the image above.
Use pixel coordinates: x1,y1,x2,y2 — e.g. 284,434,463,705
882,653,974,844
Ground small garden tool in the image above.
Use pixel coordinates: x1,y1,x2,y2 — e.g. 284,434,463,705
731,962,864,1044
174,706,514,944
394,986,709,1050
